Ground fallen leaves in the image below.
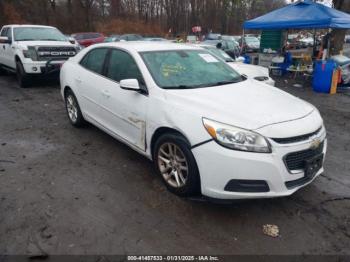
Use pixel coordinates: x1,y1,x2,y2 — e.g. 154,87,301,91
263,224,280,238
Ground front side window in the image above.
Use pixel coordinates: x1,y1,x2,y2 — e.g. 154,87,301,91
14,27,67,41
141,50,242,89
106,49,144,85
6,28,12,39
80,48,108,74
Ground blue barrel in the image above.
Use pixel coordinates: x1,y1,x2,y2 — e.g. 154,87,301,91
313,60,336,93
244,55,251,64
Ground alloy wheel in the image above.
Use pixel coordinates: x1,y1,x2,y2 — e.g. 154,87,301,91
157,143,189,188
66,95,78,123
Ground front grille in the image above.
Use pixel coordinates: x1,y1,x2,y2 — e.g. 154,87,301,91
272,127,322,144
37,46,77,61
284,141,324,172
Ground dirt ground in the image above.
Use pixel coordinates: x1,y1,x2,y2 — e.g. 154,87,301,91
0,72,349,257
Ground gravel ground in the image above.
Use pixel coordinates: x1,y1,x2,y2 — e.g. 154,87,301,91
0,73,349,257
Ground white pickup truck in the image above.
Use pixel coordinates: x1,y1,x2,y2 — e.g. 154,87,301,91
0,24,80,88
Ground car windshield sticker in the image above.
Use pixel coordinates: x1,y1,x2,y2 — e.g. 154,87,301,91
161,64,186,77
199,53,219,63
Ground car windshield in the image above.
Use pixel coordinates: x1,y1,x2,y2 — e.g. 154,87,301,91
14,27,67,41
141,50,242,89
202,46,234,62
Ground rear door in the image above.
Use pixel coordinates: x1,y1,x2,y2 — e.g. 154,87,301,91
75,48,109,122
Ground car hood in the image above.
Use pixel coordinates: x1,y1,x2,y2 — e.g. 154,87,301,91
228,62,269,78
164,79,314,130
16,40,75,48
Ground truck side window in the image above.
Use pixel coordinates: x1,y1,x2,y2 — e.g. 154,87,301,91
6,28,12,40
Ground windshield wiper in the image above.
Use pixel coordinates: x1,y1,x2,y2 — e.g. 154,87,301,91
207,79,241,87
17,39,35,41
40,39,61,41
163,85,196,90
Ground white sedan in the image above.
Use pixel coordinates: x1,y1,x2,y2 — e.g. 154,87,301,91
60,42,327,200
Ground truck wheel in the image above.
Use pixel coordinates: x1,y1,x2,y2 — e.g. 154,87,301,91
16,61,31,88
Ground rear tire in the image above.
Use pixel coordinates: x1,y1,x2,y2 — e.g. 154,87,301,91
153,133,201,197
16,61,31,88
64,89,86,127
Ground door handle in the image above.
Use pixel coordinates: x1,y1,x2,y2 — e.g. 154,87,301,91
2,46,5,50
102,90,110,98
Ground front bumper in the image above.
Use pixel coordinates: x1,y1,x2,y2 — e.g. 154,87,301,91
22,60,66,74
192,134,327,200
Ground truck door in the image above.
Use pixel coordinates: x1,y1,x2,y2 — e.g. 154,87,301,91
0,27,8,66
4,27,15,69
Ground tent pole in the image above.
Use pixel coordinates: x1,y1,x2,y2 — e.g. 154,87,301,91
241,28,245,55
313,28,316,56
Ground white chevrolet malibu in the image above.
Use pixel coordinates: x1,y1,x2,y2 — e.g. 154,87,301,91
60,42,327,200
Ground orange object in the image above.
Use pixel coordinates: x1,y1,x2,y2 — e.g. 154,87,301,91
337,69,342,84
330,69,339,95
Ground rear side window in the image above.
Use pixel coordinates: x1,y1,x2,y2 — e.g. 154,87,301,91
106,49,144,85
80,48,108,74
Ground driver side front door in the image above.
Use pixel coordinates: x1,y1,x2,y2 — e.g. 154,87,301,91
98,48,148,151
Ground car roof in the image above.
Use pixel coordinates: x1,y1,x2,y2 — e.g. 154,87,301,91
96,41,203,52
4,24,55,29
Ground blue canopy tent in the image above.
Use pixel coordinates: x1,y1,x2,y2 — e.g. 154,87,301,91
244,0,350,30
243,0,350,93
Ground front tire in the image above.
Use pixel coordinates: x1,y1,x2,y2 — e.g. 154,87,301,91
153,133,201,197
16,61,31,88
65,90,86,127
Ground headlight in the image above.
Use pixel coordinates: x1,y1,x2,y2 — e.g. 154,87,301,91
23,46,38,61
203,118,271,153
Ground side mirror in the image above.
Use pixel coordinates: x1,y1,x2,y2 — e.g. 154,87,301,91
120,79,141,92
0,36,11,44
68,37,76,44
